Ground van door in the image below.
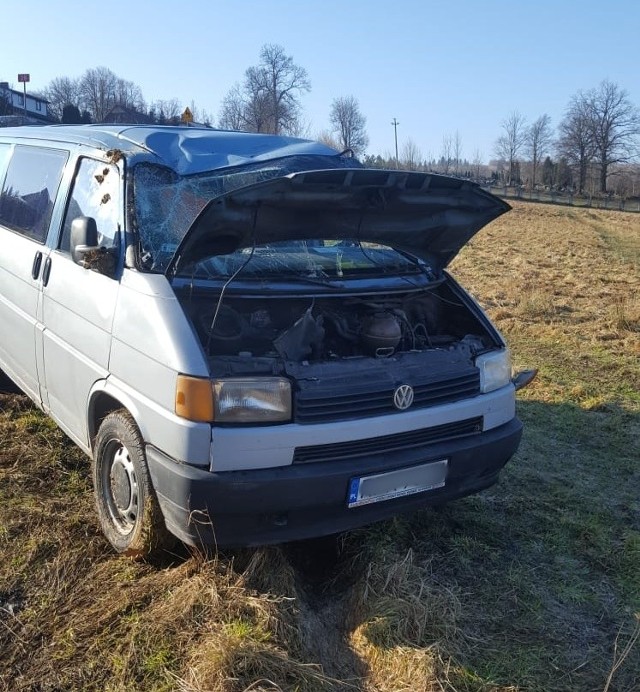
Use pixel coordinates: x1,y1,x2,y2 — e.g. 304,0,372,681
41,157,121,448
0,144,68,404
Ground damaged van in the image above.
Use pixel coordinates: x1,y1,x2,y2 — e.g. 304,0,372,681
0,125,535,556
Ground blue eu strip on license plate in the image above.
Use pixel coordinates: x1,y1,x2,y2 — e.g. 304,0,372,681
347,459,448,508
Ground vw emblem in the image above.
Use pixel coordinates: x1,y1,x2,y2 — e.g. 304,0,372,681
393,384,414,410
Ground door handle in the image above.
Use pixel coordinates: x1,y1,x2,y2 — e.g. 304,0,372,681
42,257,52,287
32,251,43,280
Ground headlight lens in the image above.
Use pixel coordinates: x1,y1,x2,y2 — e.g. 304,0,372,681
476,349,512,393
213,378,292,423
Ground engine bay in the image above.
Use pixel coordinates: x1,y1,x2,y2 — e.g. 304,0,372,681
177,279,497,377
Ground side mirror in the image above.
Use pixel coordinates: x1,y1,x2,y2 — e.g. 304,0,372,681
512,368,538,391
70,217,117,277
70,216,98,263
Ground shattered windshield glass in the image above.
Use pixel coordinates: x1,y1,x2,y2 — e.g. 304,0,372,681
133,154,362,273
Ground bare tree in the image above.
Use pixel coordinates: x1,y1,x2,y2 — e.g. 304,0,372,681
472,149,483,180
115,78,145,112
316,129,341,150
402,138,422,171
453,131,463,175
608,163,640,197
258,44,310,134
45,70,145,123
586,80,640,193
440,134,453,174
79,67,120,122
152,98,181,123
220,44,310,135
495,111,527,185
43,76,81,121
218,84,246,130
285,115,312,138
526,114,554,188
558,94,596,194
329,95,369,155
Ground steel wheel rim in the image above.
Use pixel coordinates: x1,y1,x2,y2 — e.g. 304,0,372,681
102,439,139,535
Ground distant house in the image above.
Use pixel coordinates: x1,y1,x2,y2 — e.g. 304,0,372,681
102,104,211,128
0,82,52,125
102,104,152,125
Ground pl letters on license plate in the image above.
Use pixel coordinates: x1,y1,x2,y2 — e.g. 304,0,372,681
348,459,448,508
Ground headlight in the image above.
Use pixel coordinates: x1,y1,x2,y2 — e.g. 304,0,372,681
476,349,512,393
213,378,292,423
175,375,215,422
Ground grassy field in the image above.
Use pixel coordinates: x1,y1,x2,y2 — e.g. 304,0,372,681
1,200,639,691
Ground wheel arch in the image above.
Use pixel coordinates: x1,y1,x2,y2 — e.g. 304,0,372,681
87,381,145,451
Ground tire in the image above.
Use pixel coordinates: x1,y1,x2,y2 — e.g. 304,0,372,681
93,409,172,558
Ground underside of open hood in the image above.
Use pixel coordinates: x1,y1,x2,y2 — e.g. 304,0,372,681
166,168,510,277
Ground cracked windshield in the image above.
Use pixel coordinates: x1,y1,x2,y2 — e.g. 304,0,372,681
133,155,382,275
133,158,421,279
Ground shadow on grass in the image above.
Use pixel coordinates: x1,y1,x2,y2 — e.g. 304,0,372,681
316,398,640,691
202,397,639,690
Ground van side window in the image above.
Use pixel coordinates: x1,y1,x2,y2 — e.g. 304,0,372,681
60,158,120,253
0,146,68,243
0,144,11,187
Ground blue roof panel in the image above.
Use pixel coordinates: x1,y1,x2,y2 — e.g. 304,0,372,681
0,125,338,174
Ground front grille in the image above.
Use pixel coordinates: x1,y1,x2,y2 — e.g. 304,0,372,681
292,416,483,464
294,370,480,424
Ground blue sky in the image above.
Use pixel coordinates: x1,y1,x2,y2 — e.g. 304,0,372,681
2,0,638,162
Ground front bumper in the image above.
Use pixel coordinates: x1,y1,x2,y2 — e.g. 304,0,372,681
146,417,523,547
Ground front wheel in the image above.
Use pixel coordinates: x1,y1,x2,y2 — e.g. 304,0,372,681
93,410,172,558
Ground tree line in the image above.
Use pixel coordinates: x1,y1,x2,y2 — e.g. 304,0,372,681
495,81,640,195
39,66,210,126
16,44,639,197
29,44,369,157
362,82,640,199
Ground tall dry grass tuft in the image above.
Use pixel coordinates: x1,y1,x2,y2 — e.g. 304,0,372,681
610,296,640,333
357,548,461,647
515,291,556,320
348,545,462,690
167,548,348,692
603,613,640,692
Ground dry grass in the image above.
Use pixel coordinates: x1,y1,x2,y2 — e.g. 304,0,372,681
1,200,639,691
453,203,640,367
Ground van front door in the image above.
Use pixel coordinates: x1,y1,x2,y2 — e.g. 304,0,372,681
41,157,121,449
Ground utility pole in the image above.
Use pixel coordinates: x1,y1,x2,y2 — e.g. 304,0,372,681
391,118,399,168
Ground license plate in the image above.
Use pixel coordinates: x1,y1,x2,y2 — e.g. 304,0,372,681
347,460,448,508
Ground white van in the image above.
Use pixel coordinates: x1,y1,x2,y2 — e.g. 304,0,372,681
0,125,534,556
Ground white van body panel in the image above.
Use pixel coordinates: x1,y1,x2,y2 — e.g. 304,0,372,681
107,270,212,466
209,385,516,471
41,251,119,446
0,229,45,403
89,377,212,467
110,270,209,386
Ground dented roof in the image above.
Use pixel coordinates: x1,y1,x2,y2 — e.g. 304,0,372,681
0,124,338,174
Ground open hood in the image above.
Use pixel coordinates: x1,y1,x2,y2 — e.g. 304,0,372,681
166,169,510,277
